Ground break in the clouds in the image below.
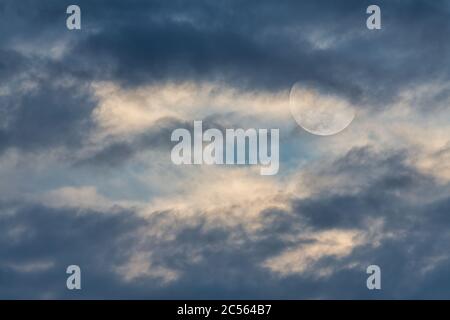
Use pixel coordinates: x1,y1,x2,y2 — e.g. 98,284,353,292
1,0,450,299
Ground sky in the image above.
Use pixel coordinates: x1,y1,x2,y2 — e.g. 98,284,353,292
1,0,450,299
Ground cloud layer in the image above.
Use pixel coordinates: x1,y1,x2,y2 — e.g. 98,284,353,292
1,0,450,299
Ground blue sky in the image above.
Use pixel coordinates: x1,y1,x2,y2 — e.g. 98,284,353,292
1,0,450,299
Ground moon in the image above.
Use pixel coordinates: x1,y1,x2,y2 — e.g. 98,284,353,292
289,83,356,136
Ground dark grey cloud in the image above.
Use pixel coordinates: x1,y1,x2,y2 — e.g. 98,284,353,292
1,147,450,299
293,147,438,229
0,202,144,299
75,117,186,167
0,81,96,153
75,116,232,168
64,0,450,106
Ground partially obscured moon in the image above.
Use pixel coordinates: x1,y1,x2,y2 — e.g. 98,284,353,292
289,83,356,136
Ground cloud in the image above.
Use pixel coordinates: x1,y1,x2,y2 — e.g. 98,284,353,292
1,0,450,299
91,81,289,138
4,0,450,109
39,186,124,211
115,251,179,284
0,71,97,154
58,0,450,107
1,145,450,298
263,228,372,278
